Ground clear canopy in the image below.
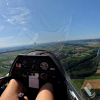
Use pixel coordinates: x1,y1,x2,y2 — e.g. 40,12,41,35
0,0,100,99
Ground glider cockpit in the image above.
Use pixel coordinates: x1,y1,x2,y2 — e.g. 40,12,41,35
0,50,68,100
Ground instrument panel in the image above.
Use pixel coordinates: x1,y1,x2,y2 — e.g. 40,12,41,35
10,55,62,89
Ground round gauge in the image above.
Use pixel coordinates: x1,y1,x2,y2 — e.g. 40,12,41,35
40,62,49,70
32,64,37,70
40,73,48,80
22,61,28,68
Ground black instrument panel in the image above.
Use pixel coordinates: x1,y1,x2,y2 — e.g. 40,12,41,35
11,55,62,89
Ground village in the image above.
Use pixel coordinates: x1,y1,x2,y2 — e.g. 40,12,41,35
0,66,11,69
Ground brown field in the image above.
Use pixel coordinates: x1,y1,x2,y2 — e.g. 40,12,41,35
86,42,100,47
96,70,100,73
81,79,100,89
75,47,86,50
0,74,3,77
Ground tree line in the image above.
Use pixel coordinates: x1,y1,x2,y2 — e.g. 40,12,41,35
61,48,99,78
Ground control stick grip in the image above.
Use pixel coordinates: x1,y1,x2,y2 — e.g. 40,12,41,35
18,93,24,100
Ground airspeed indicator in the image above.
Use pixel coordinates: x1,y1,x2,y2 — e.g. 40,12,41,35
40,62,49,70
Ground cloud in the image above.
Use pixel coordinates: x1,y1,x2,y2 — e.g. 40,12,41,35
7,15,26,25
22,27,27,31
6,0,9,6
0,33,38,47
33,33,38,41
0,36,13,42
0,36,14,46
0,25,4,32
2,14,6,18
6,7,31,25
7,2,9,6
20,21,26,25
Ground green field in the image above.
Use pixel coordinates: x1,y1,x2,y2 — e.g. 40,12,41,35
62,45,75,50
0,57,16,66
93,73,100,76
0,68,9,75
85,73,100,79
70,79,85,91
85,76,100,79
98,67,100,70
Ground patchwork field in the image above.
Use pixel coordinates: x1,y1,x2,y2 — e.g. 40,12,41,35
81,61,100,88
80,60,100,95
86,42,100,47
81,79,100,89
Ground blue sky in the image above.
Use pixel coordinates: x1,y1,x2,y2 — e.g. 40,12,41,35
0,0,100,47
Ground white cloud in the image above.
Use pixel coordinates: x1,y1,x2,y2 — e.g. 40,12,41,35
33,33,38,41
6,7,31,25
0,25,4,32
0,36,14,47
7,15,26,25
2,14,6,18
0,36,13,42
20,21,26,25
7,2,9,6
0,33,38,47
6,18,14,24
22,27,27,31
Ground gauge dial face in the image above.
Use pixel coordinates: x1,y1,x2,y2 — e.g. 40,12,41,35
40,62,49,70
22,61,28,68
40,73,48,80
32,64,37,70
